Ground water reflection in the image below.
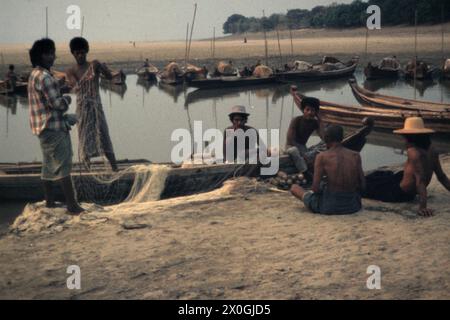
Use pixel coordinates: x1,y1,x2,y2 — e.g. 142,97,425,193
1,71,450,170
404,78,437,97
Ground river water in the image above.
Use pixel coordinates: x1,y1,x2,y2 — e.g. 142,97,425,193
1,70,450,232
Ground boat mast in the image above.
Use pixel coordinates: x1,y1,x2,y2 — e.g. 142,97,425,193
81,16,85,37
186,3,198,65
289,27,294,59
45,7,48,37
184,22,189,67
414,8,418,100
276,27,282,67
262,10,269,66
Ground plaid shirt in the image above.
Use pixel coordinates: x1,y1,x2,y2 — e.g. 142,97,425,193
28,66,70,136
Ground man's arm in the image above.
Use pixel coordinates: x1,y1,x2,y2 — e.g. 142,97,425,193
356,153,366,193
94,60,113,80
409,149,433,217
41,74,70,112
432,150,450,191
315,115,325,140
312,153,324,193
286,118,297,147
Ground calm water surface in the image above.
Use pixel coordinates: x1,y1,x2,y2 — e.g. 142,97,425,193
1,71,450,171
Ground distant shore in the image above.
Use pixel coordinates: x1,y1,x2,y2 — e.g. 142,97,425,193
0,24,448,75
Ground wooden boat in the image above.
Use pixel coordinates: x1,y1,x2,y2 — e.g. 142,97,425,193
0,122,372,202
187,75,277,89
184,83,285,106
100,69,126,85
349,79,450,113
443,59,450,80
292,89,450,133
136,64,159,82
364,59,401,80
0,80,14,95
404,60,436,81
276,57,358,82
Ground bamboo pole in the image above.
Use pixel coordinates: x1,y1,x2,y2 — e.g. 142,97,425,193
184,23,189,67
364,27,369,62
289,28,294,58
262,10,268,66
212,27,216,59
276,27,282,66
186,3,198,64
45,7,48,37
414,9,418,100
81,16,85,37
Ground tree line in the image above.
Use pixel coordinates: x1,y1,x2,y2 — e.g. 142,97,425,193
223,0,450,34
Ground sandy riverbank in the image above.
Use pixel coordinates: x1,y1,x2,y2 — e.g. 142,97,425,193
0,155,449,299
0,24,448,75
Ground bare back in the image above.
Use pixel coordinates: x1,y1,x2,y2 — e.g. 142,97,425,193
401,147,436,193
314,146,364,193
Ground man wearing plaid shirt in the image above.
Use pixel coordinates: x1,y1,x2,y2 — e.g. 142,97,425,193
28,38,84,214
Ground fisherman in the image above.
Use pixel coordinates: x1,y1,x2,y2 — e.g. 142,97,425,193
5,64,18,89
363,117,450,217
291,125,365,215
223,105,265,163
66,37,118,171
27,38,84,214
143,58,150,68
286,89,324,176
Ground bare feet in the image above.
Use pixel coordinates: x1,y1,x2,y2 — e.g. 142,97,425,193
67,204,85,215
418,208,434,217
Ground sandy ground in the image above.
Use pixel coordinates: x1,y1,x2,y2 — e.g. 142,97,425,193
1,24,449,75
0,155,449,300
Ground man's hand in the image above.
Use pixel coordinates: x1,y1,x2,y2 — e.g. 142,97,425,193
418,207,434,217
63,95,72,105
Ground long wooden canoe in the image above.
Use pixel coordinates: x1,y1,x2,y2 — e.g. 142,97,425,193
0,123,372,203
187,75,277,89
276,60,358,82
292,89,450,133
349,79,450,113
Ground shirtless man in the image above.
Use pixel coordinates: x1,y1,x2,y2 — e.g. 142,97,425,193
66,37,118,171
287,88,324,175
364,117,450,217
291,125,365,215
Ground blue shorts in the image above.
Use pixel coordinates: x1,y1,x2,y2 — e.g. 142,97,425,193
302,191,321,213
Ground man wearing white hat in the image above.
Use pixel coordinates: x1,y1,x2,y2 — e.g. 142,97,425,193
364,117,450,217
223,105,262,163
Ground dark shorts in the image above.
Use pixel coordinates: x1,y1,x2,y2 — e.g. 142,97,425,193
303,190,362,215
363,170,416,203
39,129,73,181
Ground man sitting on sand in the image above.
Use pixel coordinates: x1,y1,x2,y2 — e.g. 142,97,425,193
363,117,450,217
286,90,324,176
28,38,84,214
291,125,365,215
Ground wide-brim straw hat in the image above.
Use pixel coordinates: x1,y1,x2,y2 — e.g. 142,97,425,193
229,105,250,117
393,117,435,134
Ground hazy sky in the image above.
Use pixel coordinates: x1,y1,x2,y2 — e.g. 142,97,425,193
0,0,355,44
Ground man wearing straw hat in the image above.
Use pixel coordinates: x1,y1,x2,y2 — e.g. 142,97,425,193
364,117,450,217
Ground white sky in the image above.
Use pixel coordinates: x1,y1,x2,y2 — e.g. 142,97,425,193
0,0,355,44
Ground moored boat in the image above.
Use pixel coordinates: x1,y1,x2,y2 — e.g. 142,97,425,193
292,87,450,133
364,57,401,80
349,79,450,113
276,56,358,82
